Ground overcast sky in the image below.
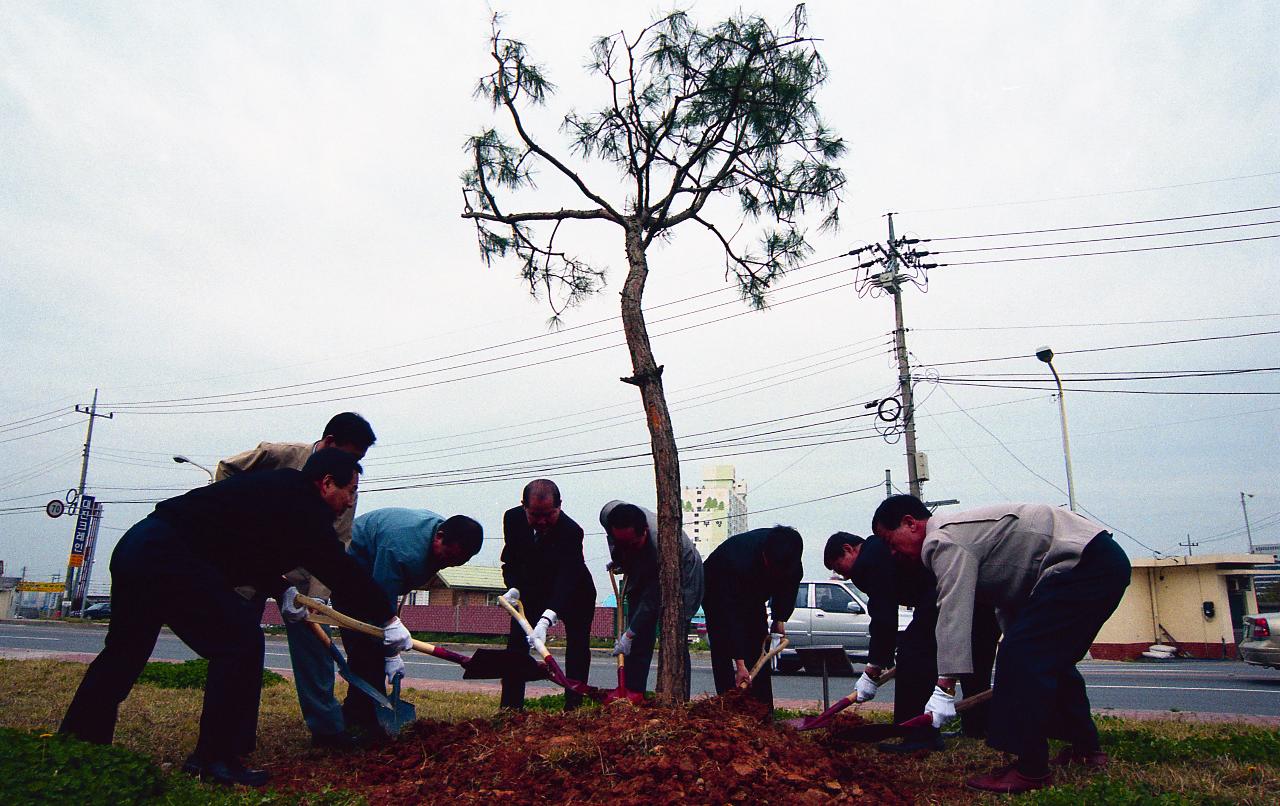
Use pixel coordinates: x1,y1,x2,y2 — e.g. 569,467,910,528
3,1,1278,601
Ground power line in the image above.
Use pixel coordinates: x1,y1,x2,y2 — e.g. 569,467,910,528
935,232,1280,267
924,203,1280,241
918,329,1280,369
0,419,84,445
914,312,1280,332
929,217,1280,254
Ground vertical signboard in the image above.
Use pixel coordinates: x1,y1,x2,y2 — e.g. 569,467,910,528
68,495,96,568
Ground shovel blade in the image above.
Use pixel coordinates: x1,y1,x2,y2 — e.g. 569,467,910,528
462,648,547,681
828,713,934,743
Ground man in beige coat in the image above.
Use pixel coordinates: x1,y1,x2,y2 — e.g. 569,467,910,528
873,495,1130,795
215,411,376,748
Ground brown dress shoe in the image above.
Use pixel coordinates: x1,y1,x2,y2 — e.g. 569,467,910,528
1051,747,1110,769
965,764,1053,794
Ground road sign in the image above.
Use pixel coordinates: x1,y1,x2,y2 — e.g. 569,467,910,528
17,581,66,593
68,495,96,564
46,499,66,518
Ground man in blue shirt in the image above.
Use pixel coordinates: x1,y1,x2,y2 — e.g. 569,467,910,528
334,507,483,735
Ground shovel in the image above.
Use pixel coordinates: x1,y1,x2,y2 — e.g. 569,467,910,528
307,621,415,737
820,688,995,743
783,667,898,732
296,594,544,682
739,635,790,689
498,596,606,701
603,570,644,706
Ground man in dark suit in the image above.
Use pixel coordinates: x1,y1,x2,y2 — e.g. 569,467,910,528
58,449,406,787
499,479,596,710
825,531,998,753
703,525,803,710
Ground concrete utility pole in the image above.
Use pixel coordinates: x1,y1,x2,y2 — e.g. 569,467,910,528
1179,534,1199,556
1241,492,1255,553
886,213,923,499
63,389,112,609
884,469,892,499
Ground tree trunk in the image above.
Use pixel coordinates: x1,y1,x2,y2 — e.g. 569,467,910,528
619,225,686,703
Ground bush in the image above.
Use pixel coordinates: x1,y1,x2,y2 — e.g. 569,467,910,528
136,659,287,690
0,728,163,805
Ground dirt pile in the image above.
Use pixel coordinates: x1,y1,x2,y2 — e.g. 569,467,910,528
268,699,916,805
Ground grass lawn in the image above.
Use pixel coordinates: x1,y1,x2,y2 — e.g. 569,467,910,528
1,658,1276,804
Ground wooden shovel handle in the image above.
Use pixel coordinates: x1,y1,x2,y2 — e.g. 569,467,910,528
498,595,550,660
955,687,994,713
745,636,790,683
608,570,626,671
295,593,439,655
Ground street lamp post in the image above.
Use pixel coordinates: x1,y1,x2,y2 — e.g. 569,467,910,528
1241,492,1256,554
1036,346,1078,512
173,455,215,484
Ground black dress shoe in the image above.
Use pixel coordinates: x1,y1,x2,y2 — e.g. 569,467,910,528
181,755,270,787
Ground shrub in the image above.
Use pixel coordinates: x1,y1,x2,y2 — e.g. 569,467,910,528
136,659,286,690
0,728,163,805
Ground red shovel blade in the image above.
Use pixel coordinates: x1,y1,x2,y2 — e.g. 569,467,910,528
544,655,607,702
603,667,645,706
783,695,857,731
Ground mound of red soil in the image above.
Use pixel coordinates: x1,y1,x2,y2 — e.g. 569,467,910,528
268,699,916,805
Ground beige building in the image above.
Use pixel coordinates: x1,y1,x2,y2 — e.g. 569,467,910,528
1091,553,1273,660
402,566,506,607
682,464,748,557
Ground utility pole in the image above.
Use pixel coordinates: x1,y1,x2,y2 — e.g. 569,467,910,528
63,389,112,611
1179,534,1198,556
886,213,922,499
884,469,892,499
1241,492,1256,554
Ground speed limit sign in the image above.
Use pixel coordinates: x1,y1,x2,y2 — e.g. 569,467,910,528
46,499,66,518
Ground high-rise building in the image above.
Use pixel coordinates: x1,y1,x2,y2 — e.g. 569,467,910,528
682,464,748,558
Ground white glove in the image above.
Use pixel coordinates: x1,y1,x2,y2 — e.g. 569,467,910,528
385,654,406,681
527,609,558,650
612,629,634,657
926,686,957,728
383,617,412,655
500,588,520,606
278,586,308,624
854,671,879,702
769,632,784,653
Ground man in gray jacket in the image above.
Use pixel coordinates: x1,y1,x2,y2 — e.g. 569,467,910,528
872,495,1130,795
599,501,704,698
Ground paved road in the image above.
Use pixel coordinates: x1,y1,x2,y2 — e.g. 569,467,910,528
4,620,1279,717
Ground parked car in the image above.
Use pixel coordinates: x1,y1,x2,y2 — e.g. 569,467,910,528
775,578,914,673
82,602,112,619
1239,613,1280,669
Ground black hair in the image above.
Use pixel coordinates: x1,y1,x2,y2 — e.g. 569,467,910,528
440,515,483,558
605,503,648,534
823,531,865,568
522,478,561,507
871,494,931,533
762,525,803,569
323,412,376,449
301,447,363,488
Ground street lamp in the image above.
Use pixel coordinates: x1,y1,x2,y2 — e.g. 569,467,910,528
1035,346,1078,512
173,455,215,484
1241,492,1256,554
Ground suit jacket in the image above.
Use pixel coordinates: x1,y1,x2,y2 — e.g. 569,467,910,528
500,506,595,619
702,528,802,661
850,534,931,668
923,503,1107,675
215,440,356,598
149,468,392,625
598,500,704,635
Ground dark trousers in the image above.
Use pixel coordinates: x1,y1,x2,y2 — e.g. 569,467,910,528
500,604,592,710
706,604,773,710
337,627,388,731
986,533,1131,767
59,518,265,760
894,589,1001,736
624,617,693,699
